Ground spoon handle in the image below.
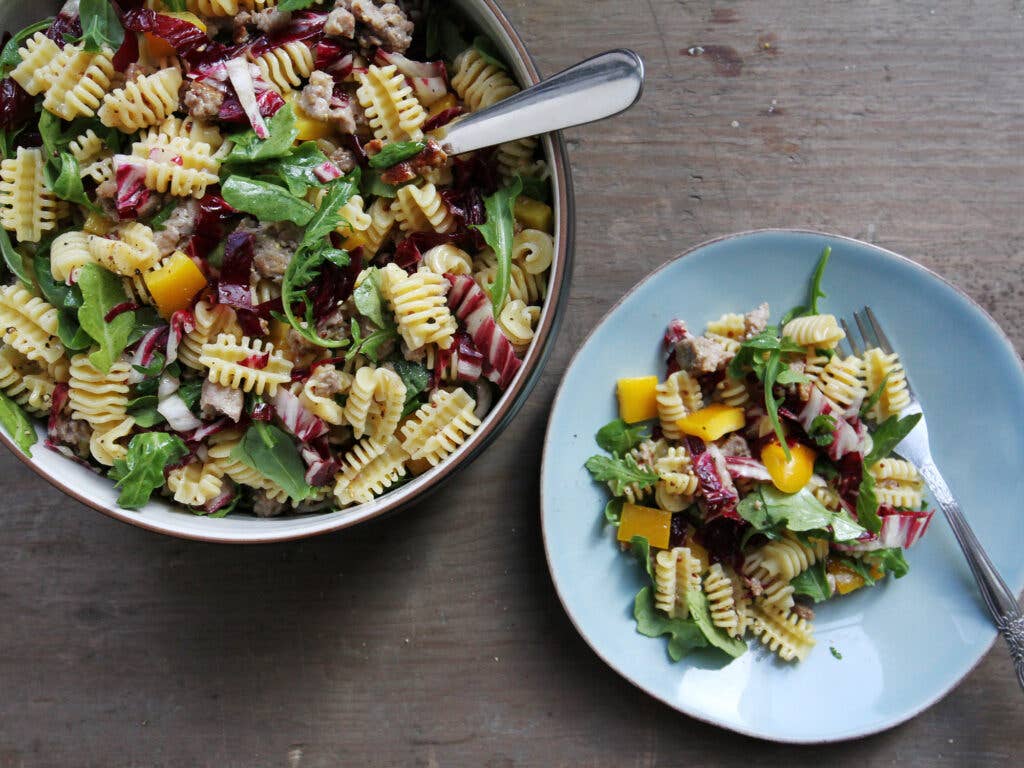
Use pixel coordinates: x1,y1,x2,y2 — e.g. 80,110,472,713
439,49,645,155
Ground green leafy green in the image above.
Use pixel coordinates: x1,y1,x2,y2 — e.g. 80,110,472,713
367,140,427,169
225,104,299,163
392,359,429,415
76,263,135,373
686,588,747,657
782,246,831,324
177,380,203,411
78,0,124,53
856,469,881,533
518,178,552,204
110,433,188,509
147,200,179,231
630,535,654,580
344,317,398,364
867,547,910,578
633,586,708,662
814,455,839,482
736,484,866,542
0,391,36,456
834,554,877,587
595,418,649,456
231,422,313,502
472,176,522,317
604,498,624,525
864,413,922,466
352,266,388,328
34,249,81,312
425,8,469,61
0,19,52,77
300,170,361,249
268,141,333,196
0,227,32,287
472,35,508,71
220,176,315,226
584,453,658,497
808,414,837,447
277,0,319,10
127,399,164,428
860,371,891,418
830,646,843,660
44,152,96,210
790,560,832,602
361,168,401,198
162,0,187,10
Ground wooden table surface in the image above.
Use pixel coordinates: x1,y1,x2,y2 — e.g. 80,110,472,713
2,1,1022,765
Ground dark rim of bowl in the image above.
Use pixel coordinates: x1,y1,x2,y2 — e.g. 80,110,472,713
0,0,575,544
539,227,1024,743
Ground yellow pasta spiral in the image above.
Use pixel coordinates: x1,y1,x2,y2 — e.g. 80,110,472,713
399,387,480,467
0,347,53,416
391,182,456,234
99,67,182,133
180,300,241,371
704,562,749,637
145,116,224,151
496,137,537,180
472,250,546,305
451,48,519,111
655,370,703,440
334,436,409,506
85,223,162,279
654,446,698,497
299,367,352,426
511,228,554,275
9,32,60,95
357,197,397,257
252,42,314,94
812,354,866,412
782,313,846,349
705,313,746,339
208,430,291,502
653,547,703,619
863,347,911,421
381,264,457,351
422,244,473,276
343,365,406,442
168,461,225,507
0,284,64,365
713,376,750,408
497,299,539,349
355,64,426,143
199,334,293,396
41,44,115,120
129,134,221,198
750,602,815,662
68,130,107,167
68,354,131,429
89,416,136,467
0,147,62,242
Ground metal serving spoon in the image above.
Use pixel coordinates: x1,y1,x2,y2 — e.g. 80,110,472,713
438,49,645,155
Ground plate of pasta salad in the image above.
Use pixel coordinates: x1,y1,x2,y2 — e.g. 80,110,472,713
0,0,570,539
541,230,1024,741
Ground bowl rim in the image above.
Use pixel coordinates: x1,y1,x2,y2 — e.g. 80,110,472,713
539,227,1022,743
0,0,575,544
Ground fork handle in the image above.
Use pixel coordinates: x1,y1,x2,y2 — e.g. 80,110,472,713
919,461,1024,691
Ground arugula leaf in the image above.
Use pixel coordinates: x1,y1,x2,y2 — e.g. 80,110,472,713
814,455,839,481
268,141,332,196
634,586,708,662
34,249,82,312
856,469,881,533
472,35,508,71
352,266,388,328
866,547,910,578
147,200,179,231
343,317,397,363
0,19,52,78
808,414,836,447
221,176,314,226
584,453,658,497
630,535,654,580
595,418,649,456
472,176,522,317
0,390,37,456
361,168,401,198
604,498,624,525
278,0,319,10
162,0,187,10
782,246,832,323
687,588,747,657
300,170,361,250
790,560,833,602
737,485,866,542
864,413,922,467
0,227,32,287
226,104,298,163
392,359,429,410
76,263,135,373
44,152,96,210
425,8,469,60
128,401,164,428
231,422,313,502
834,554,876,587
78,0,124,53
110,432,188,509
860,370,891,418
367,141,427,169
177,380,203,411
518,177,552,204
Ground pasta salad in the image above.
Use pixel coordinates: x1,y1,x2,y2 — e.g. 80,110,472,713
0,1,553,517
586,248,932,663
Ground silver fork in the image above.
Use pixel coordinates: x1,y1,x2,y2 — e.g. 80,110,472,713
843,307,1024,691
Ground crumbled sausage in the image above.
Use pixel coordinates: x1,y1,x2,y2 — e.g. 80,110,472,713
744,302,770,339
234,8,292,42
298,71,361,134
50,415,91,457
234,218,300,280
792,604,816,622
675,335,732,375
124,62,157,82
183,80,224,120
308,364,346,397
410,139,447,175
154,199,198,257
252,489,288,518
349,0,413,53
719,434,751,458
199,379,244,423
316,140,358,173
325,7,356,38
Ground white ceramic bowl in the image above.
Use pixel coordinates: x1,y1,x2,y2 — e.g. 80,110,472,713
0,0,573,542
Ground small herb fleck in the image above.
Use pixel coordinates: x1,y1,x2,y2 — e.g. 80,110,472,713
830,646,843,660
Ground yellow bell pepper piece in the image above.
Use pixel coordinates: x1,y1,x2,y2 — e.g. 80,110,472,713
268,319,291,349
427,93,458,119
616,376,659,424
617,502,672,549
826,558,884,596
144,251,207,318
684,530,710,572
294,109,335,141
676,403,746,442
514,196,554,233
145,12,206,60
761,442,817,493
83,211,114,236
343,232,368,253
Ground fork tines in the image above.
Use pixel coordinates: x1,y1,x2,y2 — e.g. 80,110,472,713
841,306,894,357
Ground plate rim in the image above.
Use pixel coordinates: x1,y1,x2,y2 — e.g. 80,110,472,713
539,227,1022,743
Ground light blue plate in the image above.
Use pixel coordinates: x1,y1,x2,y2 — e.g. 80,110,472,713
540,230,1024,742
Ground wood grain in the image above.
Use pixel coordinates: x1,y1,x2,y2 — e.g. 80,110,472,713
1,1,1022,765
